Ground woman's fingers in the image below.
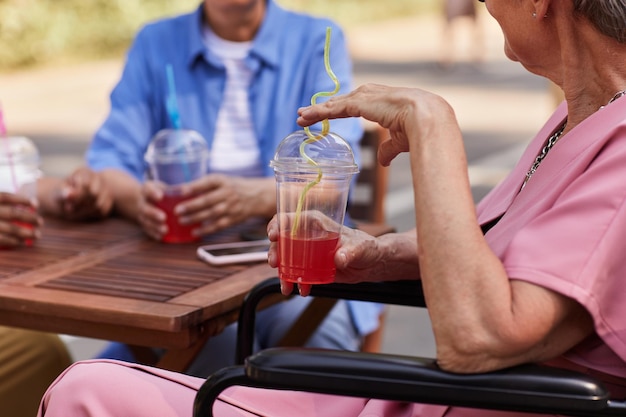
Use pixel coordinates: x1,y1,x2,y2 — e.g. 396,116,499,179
0,199,41,247
278,280,311,297
0,191,32,207
296,87,365,126
138,182,167,240
297,284,312,296
377,136,410,167
279,280,293,295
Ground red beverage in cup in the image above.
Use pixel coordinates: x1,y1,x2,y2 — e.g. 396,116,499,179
278,230,340,284
155,193,200,244
0,205,35,250
144,129,210,244
15,220,34,247
272,131,358,286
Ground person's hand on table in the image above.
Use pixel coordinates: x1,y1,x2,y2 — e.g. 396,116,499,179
39,167,114,221
60,167,114,220
0,192,42,247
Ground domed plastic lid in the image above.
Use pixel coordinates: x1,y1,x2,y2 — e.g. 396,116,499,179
270,130,359,175
145,129,209,164
0,136,39,166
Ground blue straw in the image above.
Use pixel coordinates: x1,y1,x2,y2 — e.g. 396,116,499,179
164,64,191,182
165,64,182,130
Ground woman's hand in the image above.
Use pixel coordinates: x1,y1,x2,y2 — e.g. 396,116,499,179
136,174,274,241
59,167,114,221
267,215,420,297
136,181,168,241
297,83,455,166
39,167,114,221
0,192,42,247
175,174,275,236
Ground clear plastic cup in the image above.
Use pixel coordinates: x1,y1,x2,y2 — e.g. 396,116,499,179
270,130,359,284
0,136,40,248
144,129,209,244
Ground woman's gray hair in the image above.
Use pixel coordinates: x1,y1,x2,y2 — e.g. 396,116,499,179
572,0,626,43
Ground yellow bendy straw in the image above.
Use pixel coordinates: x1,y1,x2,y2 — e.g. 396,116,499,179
291,26,340,236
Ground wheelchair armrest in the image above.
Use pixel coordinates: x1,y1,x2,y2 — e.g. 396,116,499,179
308,279,425,306
236,278,424,363
243,348,611,415
195,348,614,417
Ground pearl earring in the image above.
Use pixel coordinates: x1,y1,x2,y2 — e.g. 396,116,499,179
532,11,537,18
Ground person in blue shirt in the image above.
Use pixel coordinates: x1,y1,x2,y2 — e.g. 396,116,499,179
87,0,384,377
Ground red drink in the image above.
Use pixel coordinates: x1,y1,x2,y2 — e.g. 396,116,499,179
15,220,34,247
0,205,35,249
278,230,340,284
155,194,200,244
0,221,33,249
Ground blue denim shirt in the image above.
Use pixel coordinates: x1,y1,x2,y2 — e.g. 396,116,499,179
87,0,362,179
86,0,382,337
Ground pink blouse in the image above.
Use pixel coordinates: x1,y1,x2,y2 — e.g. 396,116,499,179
477,99,626,382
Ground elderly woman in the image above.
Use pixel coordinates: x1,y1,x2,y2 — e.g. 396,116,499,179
37,0,626,416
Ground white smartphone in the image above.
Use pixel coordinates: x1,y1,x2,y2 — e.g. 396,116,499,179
196,240,270,265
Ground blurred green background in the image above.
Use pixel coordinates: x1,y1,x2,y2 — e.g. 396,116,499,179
0,0,438,72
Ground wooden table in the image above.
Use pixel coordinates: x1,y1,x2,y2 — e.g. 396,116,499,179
0,217,281,371
0,217,393,372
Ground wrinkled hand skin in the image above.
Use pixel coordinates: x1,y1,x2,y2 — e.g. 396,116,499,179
266,214,405,297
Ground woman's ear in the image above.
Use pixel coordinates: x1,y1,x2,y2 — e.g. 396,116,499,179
531,0,551,19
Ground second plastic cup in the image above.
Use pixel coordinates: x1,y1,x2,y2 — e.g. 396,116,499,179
0,136,40,248
270,130,359,284
145,129,209,244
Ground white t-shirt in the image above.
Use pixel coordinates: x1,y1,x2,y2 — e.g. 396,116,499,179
203,27,264,177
